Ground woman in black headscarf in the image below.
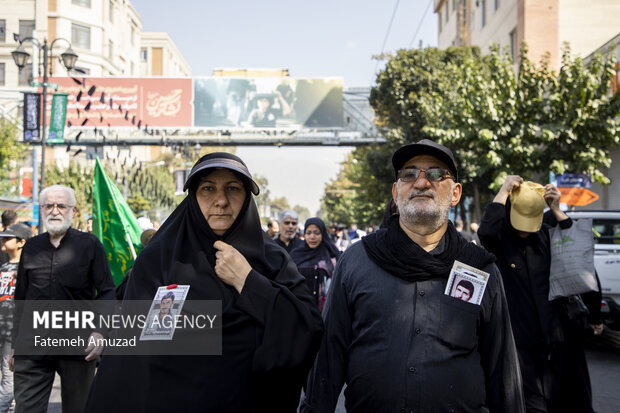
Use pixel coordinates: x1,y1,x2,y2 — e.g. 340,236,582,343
86,152,323,413
290,217,341,311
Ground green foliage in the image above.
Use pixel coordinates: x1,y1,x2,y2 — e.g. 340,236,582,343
127,195,151,215
0,117,25,196
324,44,619,224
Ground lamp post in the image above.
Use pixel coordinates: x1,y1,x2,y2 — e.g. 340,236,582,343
11,37,78,230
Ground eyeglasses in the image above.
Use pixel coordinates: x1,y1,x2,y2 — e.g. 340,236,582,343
397,167,453,183
42,203,74,213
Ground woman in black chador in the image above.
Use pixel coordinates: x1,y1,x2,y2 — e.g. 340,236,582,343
290,217,340,311
86,153,323,413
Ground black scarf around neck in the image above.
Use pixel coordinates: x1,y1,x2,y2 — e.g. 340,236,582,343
362,215,495,281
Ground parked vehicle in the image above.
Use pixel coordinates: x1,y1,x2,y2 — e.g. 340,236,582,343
566,210,620,329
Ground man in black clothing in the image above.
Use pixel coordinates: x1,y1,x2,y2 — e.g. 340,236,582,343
303,139,523,413
276,209,304,252
479,175,598,413
10,185,115,413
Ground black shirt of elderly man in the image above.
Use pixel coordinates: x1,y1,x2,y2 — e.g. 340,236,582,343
303,139,524,413
11,185,115,413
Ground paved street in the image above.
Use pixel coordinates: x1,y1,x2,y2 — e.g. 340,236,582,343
44,334,619,413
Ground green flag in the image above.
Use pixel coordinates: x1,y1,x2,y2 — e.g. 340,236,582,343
92,158,143,285
48,93,68,144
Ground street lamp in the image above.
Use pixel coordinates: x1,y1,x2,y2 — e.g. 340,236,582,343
11,37,78,231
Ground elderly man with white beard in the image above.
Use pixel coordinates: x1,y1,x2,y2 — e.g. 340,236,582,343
10,185,115,413
303,140,524,413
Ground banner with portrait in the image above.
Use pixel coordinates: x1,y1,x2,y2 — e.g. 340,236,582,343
193,77,343,129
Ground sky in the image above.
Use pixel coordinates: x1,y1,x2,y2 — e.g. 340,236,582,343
131,0,438,214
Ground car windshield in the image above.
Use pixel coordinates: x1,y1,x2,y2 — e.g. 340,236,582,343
592,219,620,244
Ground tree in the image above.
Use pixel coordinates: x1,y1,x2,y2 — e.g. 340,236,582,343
324,45,619,224
292,205,311,224
0,116,25,196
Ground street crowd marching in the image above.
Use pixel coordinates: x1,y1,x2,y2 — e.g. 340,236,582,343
0,139,604,413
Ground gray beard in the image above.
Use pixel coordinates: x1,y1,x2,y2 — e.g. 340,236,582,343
396,192,451,233
46,217,72,237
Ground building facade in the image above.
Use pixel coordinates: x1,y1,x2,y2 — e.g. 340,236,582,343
0,0,190,201
436,0,620,69
140,32,190,77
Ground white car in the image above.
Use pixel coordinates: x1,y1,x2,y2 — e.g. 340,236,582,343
566,210,620,329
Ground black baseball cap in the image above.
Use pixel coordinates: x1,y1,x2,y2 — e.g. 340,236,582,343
391,139,458,182
0,223,32,241
183,152,260,195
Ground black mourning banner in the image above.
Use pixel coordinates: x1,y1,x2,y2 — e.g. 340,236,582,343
23,93,41,142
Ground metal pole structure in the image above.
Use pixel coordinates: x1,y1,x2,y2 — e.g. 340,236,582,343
39,39,49,232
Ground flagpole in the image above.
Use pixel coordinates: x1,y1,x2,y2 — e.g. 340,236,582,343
125,233,137,260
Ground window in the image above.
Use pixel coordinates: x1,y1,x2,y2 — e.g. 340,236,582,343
438,11,442,33
509,28,517,61
109,0,115,22
108,40,114,59
140,48,147,62
72,0,91,6
131,25,135,46
19,20,35,39
481,0,487,28
71,23,90,49
445,2,449,22
0,63,5,86
494,0,500,11
0,20,6,42
18,63,33,86
592,219,620,244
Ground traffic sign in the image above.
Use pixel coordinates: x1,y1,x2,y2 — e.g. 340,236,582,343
558,187,599,206
31,82,59,90
556,173,592,188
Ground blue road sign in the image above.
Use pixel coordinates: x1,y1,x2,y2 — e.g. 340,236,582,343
556,173,592,188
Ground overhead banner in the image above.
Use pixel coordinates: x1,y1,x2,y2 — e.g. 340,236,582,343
23,93,41,142
193,77,343,128
43,77,343,130
48,93,68,144
48,77,194,128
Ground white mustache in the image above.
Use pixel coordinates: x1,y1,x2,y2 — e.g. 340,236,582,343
408,191,434,200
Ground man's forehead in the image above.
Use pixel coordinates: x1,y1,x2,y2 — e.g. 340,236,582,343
402,155,449,170
44,189,70,201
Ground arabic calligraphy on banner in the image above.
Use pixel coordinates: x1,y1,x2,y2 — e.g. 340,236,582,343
47,77,193,127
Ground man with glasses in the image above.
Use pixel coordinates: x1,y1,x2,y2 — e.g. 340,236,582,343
10,185,115,413
303,139,523,412
275,210,304,253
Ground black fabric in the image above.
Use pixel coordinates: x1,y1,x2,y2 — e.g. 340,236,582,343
290,218,340,273
12,228,116,359
302,242,524,413
363,215,495,281
274,235,304,253
290,218,341,306
85,163,323,413
479,202,595,412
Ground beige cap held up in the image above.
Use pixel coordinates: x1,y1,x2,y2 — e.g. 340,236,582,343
509,181,546,233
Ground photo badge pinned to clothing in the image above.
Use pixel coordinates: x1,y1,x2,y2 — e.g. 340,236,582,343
444,261,490,305
140,284,190,341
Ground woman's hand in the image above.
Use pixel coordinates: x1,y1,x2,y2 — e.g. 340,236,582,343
214,241,252,293
544,184,568,222
493,175,523,205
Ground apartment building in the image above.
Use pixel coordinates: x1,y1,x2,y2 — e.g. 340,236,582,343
436,0,620,69
140,32,190,77
0,0,191,198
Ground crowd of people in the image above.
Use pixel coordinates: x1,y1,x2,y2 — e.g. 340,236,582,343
0,139,605,413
